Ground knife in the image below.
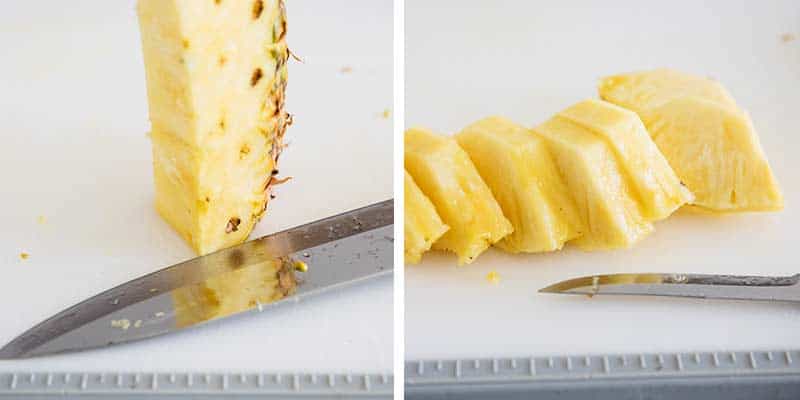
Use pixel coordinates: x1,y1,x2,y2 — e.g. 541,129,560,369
0,200,393,359
540,272,800,302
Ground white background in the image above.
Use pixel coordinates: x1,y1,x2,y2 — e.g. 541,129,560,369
406,0,800,360
0,0,393,373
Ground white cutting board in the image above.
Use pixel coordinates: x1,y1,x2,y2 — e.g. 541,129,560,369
406,0,800,360
0,0,392,373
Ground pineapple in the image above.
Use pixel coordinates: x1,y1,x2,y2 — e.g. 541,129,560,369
172,257,296,327
455,117,582,253
405,128,513,265
404,170,449,264
599,69,783,212
137,0,291,255
532,114,654,250
557,99,693,220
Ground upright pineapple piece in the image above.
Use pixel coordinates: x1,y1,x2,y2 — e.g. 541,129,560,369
557,99,693,220
172,257,296,327
137,0,291,254
405,128,513,265
533,114,653,250
404,171,449,264
599,69,783,212
455,117,582,253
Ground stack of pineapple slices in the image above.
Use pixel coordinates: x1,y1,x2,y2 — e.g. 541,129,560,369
405,69,782,265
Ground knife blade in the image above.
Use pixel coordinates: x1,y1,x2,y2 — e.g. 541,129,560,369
540,272,800,302
0,200,393,359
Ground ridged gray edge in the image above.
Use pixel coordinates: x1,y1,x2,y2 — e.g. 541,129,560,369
406,349,800,385
0,371,392,398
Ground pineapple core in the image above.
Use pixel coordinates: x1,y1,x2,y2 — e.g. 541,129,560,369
137,0,290,254
600,69,782,212
404,170,449,264
405,128,513,265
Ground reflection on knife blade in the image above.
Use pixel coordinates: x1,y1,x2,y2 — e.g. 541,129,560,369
0,200,393,359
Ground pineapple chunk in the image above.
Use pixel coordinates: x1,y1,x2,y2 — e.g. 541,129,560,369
137,0,291,254
405,128,513,265
455,117,582,253
557,99,693,220
644,97,783,211
598,68,737,115
532,117,653,250
599,69,783,212
405,170,449,264
172,257,296,327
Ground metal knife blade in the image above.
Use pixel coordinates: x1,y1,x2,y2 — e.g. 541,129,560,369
0,200,393,359
540,272,800,302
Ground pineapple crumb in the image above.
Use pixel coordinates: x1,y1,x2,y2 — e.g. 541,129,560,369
381,109,391,119
781,33,796,43
111,319,131,331
293,260,308,272
19,252,30,260
36,215,46,224
155,312,166,318
340,66,353,74
134,320,143,328
486,271,500,285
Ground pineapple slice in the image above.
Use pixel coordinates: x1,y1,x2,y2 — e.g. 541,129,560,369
557,99,693,220
455,117,582,253
532,116,653,250
404,170,449,264
405,128,513,265
644,97,783,211
598,68,737,115
599,69,783,212
137,0,291,254
172,257,296,327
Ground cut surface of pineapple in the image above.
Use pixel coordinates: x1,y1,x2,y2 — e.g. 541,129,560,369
557,99,693,220
533,117,653,250
455,116,582,253
405,170,449,264
599,69,782,212
138,0,290,255
644,97,783,212
405,128,513,265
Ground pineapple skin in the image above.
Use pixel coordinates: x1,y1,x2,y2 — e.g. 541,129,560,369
533,117,654,250
404,170,449,264
405,128,513,265
600,69,783,212
455,117,582,253
138,0,291,255
645,97,783,212
557,99,693,220
172,257,296,328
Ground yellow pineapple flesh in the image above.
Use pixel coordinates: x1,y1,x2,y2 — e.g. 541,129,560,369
599,69,783,212
557,99,693,220
532,116,653,250
405,170,449,264
137,0,290,254
455,117,582,253
405,128,513,265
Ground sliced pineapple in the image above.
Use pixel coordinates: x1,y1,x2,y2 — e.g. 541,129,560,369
644,97,783,211
599,69,783,212
405,128,513,265
532,116,653,250
455,117,582,253
557,99,693,220
598,68,736,115
137,0,290,254
405,170,449,264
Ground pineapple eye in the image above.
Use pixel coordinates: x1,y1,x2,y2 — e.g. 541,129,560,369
214,0,222,4
252,0,264,20
226,217,242,233
239,144,251,159
250,68,263,87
